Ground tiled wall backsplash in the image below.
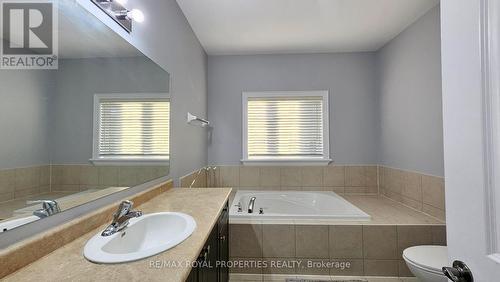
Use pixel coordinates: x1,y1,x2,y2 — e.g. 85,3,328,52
0,164,169,203
0,165,50,203
51,165,169,192
181,165,379,194
180,164,446,221
379,166,445,221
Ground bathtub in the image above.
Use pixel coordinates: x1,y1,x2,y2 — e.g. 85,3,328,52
230,190,370,222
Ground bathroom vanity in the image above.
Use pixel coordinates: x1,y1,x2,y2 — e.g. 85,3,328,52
187,202,229,282
1,187,232,281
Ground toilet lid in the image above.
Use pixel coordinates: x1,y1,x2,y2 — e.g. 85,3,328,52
403,245,448,274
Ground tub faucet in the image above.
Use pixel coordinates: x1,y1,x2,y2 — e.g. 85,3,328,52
101,200,142,236
248,197,256,213
27,200,60,218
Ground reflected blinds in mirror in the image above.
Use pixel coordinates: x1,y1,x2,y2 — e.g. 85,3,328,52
247,97,324,158
99,99,170,158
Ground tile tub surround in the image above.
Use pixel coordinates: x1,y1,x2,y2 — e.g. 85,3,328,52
180,167,208,188
230,273,419,282
0,164,169,220
0,165,51,203
0,164,169,204
2,187,232,281
0,179,173,279
52,164,170,192
180,165,446,221
379,166,445,221
180,165,379,195
229,224,446,278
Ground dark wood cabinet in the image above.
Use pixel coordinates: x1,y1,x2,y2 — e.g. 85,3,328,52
187,201,229,282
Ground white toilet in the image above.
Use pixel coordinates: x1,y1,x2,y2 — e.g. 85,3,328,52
403,245,448,282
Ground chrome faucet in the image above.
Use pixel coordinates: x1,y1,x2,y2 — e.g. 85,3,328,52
248,197,256,213
101,200,142,236
27,200,60,218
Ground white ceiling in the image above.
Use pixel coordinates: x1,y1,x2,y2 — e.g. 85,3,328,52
176,0,439,55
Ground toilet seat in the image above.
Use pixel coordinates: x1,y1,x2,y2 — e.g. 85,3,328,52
403,245,448,275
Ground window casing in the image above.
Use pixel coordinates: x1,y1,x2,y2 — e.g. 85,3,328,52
242,91,330,165
91,93,170,165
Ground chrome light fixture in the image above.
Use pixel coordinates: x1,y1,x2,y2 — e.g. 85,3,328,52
91,0,144,33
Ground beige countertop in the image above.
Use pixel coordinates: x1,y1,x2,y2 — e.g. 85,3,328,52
4,188,232,282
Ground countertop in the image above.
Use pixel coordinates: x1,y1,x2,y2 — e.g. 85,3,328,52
4,188,232,282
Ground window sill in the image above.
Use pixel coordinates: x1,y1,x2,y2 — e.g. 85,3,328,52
240,158,332,166
89,158,170,166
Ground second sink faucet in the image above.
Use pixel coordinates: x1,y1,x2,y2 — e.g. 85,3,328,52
101,200,142,236
27,200,60,218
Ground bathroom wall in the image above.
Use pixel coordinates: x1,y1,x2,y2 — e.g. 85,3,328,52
206,6,443,178
77,0,208,182
0,68,53,169
181,165,378,195
379,166,445,221
50,57,169,164
207,53,379,165
377,6,443,176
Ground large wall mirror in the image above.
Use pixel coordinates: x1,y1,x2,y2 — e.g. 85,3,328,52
0,1,170,234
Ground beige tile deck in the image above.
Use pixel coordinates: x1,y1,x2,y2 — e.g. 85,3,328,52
343,195,444,225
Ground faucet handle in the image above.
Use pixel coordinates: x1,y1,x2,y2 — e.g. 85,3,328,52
27,200,60,212
113,200,133,219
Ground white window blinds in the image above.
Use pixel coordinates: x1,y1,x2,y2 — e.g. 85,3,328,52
246,95,326,159
98,98,169,159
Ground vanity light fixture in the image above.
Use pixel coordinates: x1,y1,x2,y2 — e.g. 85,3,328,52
115,8,145,23
91,0,145,33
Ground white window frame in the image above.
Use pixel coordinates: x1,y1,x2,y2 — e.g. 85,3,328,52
241,90,331,166
90,93,170,166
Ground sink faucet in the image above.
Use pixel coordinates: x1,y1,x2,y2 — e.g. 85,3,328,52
27,200,60,218
248,197,256,213
101,200,142,236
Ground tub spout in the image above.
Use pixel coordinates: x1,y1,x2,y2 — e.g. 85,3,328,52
248,197,256,213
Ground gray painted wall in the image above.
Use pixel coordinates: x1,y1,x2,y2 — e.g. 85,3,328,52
0,69,53,169
207,53,379,165
50,57,169,164
377,6,443,176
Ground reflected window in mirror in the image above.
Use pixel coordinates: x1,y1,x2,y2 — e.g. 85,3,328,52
91,94,170,165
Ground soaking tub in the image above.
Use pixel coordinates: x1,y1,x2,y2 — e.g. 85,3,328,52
230,190,370,222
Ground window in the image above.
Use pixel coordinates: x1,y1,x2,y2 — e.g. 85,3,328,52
242,91,330,165
91,93,170,165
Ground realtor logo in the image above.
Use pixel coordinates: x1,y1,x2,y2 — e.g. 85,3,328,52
1,1,58,69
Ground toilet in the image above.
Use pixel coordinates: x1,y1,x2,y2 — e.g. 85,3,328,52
403,245,448,282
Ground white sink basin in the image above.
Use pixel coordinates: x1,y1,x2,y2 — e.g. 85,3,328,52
83,212,196,264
